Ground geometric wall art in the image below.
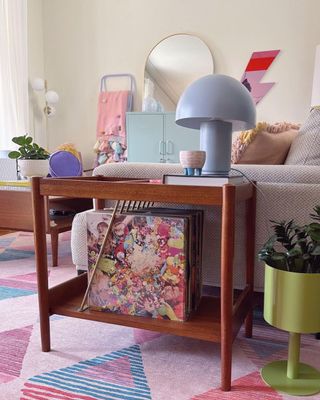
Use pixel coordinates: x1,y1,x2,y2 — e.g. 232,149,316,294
241,50,281,105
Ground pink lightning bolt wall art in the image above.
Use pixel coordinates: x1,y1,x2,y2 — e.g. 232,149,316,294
241,50,280,105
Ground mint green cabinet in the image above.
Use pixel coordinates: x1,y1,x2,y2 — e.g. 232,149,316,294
126,112,199,163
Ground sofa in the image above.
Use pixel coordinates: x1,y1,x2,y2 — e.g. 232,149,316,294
71,160,320,291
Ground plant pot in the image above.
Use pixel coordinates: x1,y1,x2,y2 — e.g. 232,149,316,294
264,264,320,333
18,159,49,179
179,150,206,176
261,264,320,396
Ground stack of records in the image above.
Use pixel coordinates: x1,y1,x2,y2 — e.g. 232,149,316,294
86,207,203,321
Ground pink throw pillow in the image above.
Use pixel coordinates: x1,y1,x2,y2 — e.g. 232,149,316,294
231,122,300,164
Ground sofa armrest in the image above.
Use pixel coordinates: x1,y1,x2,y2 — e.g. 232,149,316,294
232,164,320,184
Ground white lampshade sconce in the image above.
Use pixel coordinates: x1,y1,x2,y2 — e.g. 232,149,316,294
31,78,59,118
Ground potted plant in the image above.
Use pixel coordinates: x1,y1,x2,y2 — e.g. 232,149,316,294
258,206,320,396
8,135,50,178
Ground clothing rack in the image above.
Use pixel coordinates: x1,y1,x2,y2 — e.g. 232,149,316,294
99,73,135,111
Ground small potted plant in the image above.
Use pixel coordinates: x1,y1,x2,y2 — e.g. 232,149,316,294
8,134,50,178
258,206,320,396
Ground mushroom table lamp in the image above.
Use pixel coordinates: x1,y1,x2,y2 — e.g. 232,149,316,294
175,74,256,175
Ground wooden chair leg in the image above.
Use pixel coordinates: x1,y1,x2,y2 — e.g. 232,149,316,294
245,311,253,338
50,229,59,267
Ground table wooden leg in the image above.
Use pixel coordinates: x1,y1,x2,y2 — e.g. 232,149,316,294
32,178,51,352
245,185,256,338
50,229,58,267
220,185,236,391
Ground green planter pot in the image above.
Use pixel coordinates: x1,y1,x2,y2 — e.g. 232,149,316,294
261,264,320,396
264,264,320,333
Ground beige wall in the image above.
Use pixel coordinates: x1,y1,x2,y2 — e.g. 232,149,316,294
27,0,46,148
28,0,320,168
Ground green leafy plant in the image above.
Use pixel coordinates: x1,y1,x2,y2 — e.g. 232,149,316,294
258,206,320,273
8,135,50,160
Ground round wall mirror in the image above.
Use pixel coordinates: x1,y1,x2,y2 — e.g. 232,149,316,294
143,34,214,112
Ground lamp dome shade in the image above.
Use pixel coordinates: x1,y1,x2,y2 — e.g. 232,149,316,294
176,74,256,131
31,77,45,91
45,90,59,104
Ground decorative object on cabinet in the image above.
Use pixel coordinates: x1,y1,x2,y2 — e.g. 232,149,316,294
49,152,82,177
179,150,206,175
31,78,59,118
258,207,320,395
144,34,214,112
49,143,82,177
176,74,256,175
142,78,163,112
8,134,50,178
94,73,135,166
240,50,280,105
126,112,199,163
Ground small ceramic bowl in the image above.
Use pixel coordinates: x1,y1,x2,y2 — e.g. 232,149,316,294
179,150,206,176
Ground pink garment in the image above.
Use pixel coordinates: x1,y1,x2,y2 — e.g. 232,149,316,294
96,90,129,143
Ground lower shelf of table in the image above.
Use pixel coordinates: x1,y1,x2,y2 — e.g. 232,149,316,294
49,273,251,343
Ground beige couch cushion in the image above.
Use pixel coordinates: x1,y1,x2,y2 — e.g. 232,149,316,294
285,108,320,165
232,122,299,164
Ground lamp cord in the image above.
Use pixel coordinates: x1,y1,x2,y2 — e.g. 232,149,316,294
230,167,272,238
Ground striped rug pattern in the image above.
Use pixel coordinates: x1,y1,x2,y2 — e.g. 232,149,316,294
0,272,37,300
21,345,151,400
192,371,282,399
0,326,33,384
0,232,35,261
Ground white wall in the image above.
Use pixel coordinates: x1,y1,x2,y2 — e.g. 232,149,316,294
29,0,320,168
27,0,46,148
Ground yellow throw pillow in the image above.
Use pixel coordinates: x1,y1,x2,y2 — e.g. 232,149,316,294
231,122,300,164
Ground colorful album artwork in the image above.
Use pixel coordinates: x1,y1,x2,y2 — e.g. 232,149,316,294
86,211,189,321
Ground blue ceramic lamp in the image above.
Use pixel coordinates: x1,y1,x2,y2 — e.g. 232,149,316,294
176,74,256,175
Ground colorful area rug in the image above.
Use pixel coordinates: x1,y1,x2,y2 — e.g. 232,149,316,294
0,232,319,399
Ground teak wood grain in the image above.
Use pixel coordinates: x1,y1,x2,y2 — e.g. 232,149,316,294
31,176,256,392
0,187,92,266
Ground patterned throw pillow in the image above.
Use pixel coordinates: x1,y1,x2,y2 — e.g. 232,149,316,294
232,122,300,164
285,108,320,165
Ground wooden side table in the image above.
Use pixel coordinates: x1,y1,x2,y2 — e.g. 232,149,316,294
32,176,256,391
0,185,92,266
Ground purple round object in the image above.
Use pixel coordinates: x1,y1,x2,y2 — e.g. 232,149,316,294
49,151,82,177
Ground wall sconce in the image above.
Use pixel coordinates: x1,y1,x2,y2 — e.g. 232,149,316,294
31,78,59,118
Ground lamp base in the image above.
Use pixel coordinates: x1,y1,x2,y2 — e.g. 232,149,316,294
200,120,232,175
261,360,320,396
